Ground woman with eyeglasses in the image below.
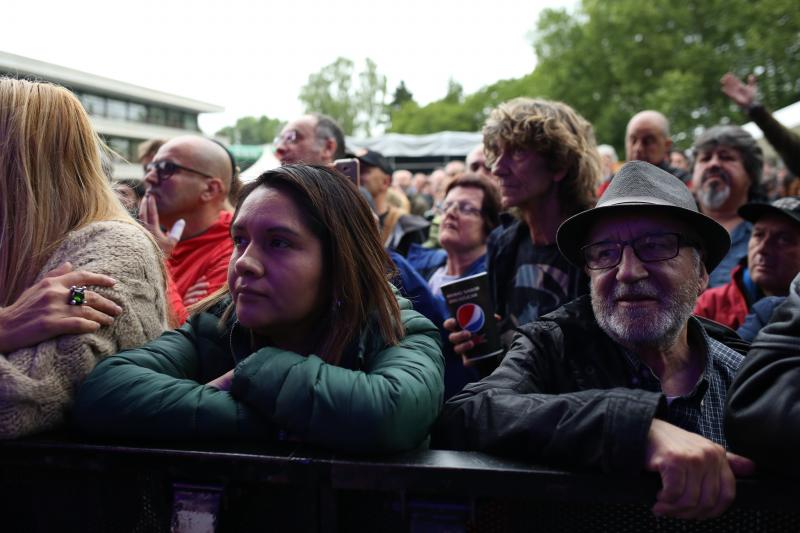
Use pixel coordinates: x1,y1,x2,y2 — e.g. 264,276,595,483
406,173,502,398
408,174,502,306
74,165,444,453
0,78,168,438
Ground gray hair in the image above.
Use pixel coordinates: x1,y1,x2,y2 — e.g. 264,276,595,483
311,113,346,160
692,125,763,193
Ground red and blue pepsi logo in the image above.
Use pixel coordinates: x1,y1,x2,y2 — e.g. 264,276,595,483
456,303,485,333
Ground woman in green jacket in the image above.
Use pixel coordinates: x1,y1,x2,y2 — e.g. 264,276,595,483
74,165,444,454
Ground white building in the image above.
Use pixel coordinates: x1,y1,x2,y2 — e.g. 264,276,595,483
0,50,223,180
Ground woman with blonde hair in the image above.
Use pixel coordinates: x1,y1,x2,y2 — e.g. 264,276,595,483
75,165,444,453
0,77,168,438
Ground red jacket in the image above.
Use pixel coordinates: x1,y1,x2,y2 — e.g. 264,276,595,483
694,264,750,330
166,211,234,322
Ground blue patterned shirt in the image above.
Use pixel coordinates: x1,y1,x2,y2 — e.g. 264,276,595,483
708,221,752,288
622,316,744,448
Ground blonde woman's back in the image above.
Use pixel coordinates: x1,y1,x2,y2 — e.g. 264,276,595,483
0,77,168,438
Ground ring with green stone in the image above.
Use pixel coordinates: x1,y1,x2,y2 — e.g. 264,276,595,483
68,285,87,306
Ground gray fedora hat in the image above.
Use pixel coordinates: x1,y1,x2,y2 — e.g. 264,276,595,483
557,160,730,271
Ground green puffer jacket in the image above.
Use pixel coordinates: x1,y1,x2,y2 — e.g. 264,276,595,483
73,293,444,454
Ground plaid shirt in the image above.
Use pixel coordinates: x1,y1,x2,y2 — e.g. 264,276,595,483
622,316,744,449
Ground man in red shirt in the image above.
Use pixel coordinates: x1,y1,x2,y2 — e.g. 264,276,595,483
694,196,800,330
139,136,237,321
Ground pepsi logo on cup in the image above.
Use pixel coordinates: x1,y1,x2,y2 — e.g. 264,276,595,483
440,272,502,361
457,303,485,333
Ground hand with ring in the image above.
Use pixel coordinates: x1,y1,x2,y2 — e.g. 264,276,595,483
68,286,87,306
0,262,123,353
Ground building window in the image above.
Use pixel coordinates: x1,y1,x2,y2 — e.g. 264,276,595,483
183,112,198,131
166,109,182,128
128,102,147,122
80,93,106,117
149,106,167,126
107,98,128,121
107,137,132,161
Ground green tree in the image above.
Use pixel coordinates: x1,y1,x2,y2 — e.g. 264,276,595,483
298,57,388,136
356,58,388,137
519,0,800,152
216,115,285,145
388,78,486,134
388,0,800,148
389,81,414,109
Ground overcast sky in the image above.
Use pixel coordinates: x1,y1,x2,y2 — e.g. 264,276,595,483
2,0,575,136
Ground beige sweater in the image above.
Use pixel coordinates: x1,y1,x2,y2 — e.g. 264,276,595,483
0,221,168,438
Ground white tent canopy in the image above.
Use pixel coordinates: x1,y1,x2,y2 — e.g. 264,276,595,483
346,131,482,158
240,144,280,182
240,131,484,181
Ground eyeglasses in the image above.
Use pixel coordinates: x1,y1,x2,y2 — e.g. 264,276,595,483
441,200,483,217
469,161,490,173
582,232,697,270
145,160,214,182
274,130,300,146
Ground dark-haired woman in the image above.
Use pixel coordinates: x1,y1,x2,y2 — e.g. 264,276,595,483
75,165,444,453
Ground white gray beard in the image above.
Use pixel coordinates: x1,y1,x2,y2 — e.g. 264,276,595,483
698,180,731,210
591,279,697,352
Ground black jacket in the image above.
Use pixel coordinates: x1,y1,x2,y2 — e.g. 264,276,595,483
726,274,800,473
486,216,589,338
436,296,747,474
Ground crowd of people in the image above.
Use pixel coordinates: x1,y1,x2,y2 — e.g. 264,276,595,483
1,71,800,522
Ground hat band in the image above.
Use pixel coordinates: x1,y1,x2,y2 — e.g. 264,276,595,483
598,196,694,211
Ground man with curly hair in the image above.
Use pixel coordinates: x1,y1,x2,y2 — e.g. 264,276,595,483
447,98,601,366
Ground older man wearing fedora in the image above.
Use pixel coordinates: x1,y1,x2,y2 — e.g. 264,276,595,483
438,161,755,520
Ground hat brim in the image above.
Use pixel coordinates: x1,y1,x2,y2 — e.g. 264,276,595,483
738,203,800,227
557,203,731,273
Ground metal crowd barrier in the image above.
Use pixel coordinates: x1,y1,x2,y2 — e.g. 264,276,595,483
0,433,798,532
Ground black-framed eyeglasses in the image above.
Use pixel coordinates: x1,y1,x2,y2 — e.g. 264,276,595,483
582,232,697,270
145,160,214,183
441,200,483,217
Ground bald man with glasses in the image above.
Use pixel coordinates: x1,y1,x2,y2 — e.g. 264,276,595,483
438,161,755,520
140,136,237,318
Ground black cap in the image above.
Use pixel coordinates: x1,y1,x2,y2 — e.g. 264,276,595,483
738,196,800,227
350,148,393,175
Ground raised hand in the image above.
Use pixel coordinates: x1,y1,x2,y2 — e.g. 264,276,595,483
720,72,758,110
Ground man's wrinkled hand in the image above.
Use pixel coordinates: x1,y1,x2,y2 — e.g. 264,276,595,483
645,418,755,520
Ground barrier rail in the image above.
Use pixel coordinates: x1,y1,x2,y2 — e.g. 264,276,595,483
0,433,798,532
